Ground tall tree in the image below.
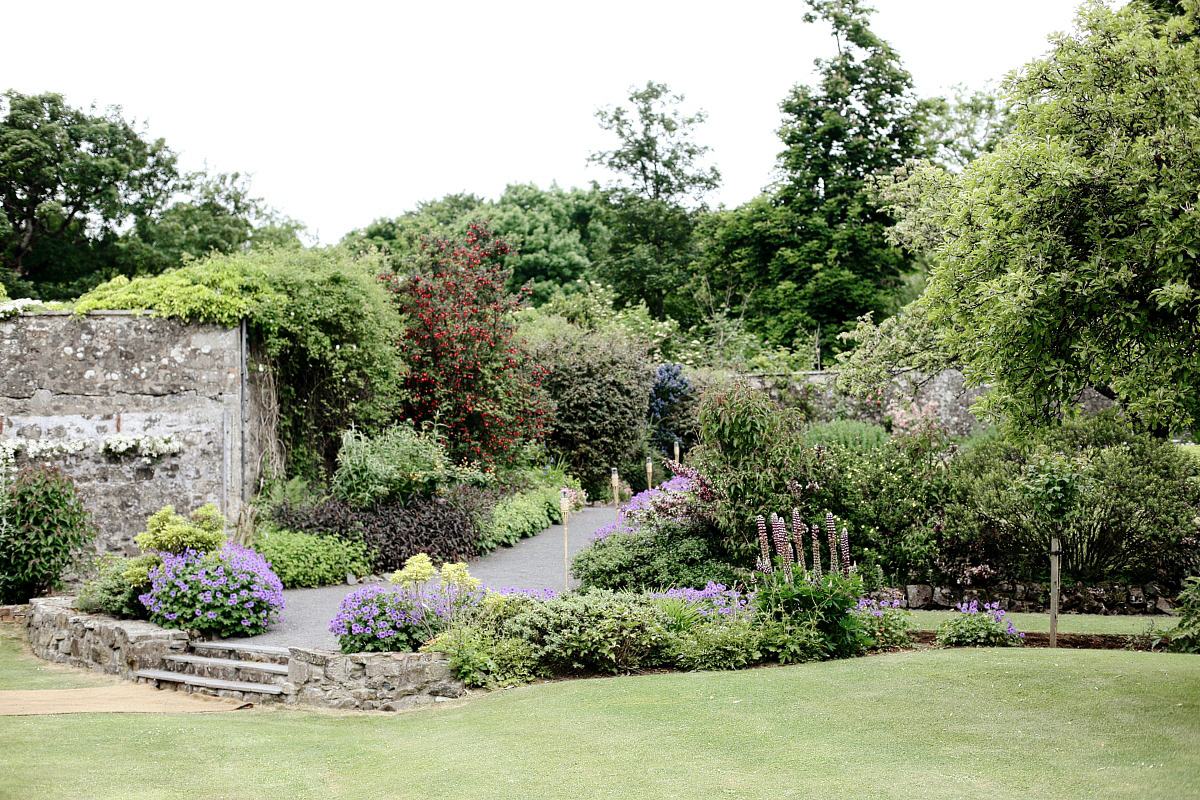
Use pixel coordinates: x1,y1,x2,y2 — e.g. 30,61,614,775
0,91,177,287
881,0,1200,433
589,81,720,321
698,0,930,359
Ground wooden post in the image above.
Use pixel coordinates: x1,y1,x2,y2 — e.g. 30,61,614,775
611,467,620,520
674,440,681,463
560,489,570,592
645,456,653,491
1050,536,1061,649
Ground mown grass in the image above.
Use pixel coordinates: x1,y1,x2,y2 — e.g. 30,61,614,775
908,610,1178,635
2,624,1198,800
0,623,122,691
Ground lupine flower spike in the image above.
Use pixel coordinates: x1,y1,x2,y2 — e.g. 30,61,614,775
772,513,793,583
791,509,806,578
825,512,839,575
811,522,822,582
840,526,852,577
756,515,773,574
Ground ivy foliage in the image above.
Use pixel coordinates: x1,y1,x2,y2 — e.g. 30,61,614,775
74,246,406,476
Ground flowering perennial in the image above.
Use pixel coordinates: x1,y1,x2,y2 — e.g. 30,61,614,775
139,543,284,637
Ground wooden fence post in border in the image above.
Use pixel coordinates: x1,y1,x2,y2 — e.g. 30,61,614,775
561,489,570,593
646,456,653,491
611,467,620,521
674,440,681,463
1050,536,1061,649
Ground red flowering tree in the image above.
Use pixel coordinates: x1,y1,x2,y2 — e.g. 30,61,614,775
382,222,550,463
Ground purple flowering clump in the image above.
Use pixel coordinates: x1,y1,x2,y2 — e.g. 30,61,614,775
650,582,750,617
139,543,284,638
329,582,485,654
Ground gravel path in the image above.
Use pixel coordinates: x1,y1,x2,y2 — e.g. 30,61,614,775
231,505,616,650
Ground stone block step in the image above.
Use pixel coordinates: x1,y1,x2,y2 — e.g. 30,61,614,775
164,654,288,685
135,668,284,697
188,642,291,665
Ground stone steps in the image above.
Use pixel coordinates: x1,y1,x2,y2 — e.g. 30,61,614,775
163,654,288,685
188,642,291,665
134,668,284,702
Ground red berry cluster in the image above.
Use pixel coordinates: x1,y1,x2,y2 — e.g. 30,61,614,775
381,222,549,464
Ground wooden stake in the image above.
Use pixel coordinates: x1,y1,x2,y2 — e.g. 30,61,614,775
674,440,680,463
561,489,570,593
611,467,620,520
1050,536,1061,649
645,456,653,491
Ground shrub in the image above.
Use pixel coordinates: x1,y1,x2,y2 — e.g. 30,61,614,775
0,466,94,604
664,614,764,671
122,503,229,591
382,222,550,464
75,554,143,618
757,617,827,664
648,362,698,455
935,601,1024,647
803,420,888,453
828,420,957,585
331,423,452,507
571,473,738,591
479,485,559,552
252,527,372,589
522,313,655,498
271,487,488,573
423,590,553,687
135,504,226,554
1167,576,1200,654
139,542,285,637
498,590,668,674
691,381,833,562
851,596,914,650
572,524,738,592
938,412,1200,588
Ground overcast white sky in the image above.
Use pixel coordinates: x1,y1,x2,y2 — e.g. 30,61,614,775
4,0,1096,243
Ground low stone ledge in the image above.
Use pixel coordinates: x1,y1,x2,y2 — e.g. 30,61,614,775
24,596,188,678
284,647,465,711
877,582,1178,616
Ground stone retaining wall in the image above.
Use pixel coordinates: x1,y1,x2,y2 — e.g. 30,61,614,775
881,581,1177,615
24,596,188,676
283,647,466,711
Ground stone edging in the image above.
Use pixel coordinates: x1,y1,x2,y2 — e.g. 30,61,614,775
21,597,465,711
284,647,465,711
24,596,188,677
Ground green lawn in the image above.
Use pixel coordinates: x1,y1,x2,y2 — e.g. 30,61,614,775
2,622,1198,799
908,610,1178,635
0,623,122,690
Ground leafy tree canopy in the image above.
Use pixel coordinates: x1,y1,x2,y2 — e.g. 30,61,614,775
1,91,303,300
876,0,1200,433
589,81,720,323
697,0,930,359
342,184,606,303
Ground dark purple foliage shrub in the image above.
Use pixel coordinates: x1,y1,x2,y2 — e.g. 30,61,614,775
270,486,489,572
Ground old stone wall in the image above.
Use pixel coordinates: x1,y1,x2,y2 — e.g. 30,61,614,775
745,368,1114,435
24,596,188,676
284,647,466,711
0,312,274,553
874,581,1178,615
